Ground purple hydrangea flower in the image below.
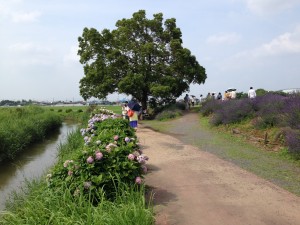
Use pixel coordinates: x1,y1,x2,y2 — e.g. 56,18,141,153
125,137,130,143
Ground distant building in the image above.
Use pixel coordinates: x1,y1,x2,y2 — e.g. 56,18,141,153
280,88,300,94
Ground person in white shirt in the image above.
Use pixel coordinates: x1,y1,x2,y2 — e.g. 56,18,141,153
230,90,236,99
248,87,256,99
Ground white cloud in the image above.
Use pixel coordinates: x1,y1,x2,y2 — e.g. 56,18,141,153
206,33,241,45
9,42,52,53
246,26,300,57
221,26,300,70
8,42,53,66
245,0,300,14
12,11,41,23
0,1,41,23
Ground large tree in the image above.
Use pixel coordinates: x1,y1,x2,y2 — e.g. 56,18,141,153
78,10,206,109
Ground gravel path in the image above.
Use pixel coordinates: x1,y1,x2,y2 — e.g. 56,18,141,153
137,113,300,225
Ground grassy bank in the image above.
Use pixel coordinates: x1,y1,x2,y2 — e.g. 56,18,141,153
0,106,62,162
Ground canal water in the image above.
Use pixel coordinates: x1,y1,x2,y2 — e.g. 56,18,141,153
0,122,78,210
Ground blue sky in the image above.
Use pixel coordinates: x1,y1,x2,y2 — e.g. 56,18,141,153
1,0,300,101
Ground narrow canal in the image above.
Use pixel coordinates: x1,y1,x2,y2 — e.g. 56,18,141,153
0,122,78,210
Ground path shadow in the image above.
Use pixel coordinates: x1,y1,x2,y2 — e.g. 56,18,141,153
161,141,184,151
147,164,161,172
146,185,178,206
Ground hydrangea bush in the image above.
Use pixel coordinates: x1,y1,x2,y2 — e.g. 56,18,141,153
47,108,148,203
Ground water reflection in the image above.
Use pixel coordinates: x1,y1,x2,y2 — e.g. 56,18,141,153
0,122,78,210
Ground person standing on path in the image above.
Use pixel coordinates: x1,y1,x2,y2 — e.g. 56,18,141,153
128,109,138,130
184,94,190,110
248,87,256,99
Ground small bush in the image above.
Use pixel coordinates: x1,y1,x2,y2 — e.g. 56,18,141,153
200,99,222,116
65,109,72,113
252,94,286,128
284,128,300,158
210,99,254,125
283,95,300,129
155,110,182,121
77,109,83,113
58,109,62,112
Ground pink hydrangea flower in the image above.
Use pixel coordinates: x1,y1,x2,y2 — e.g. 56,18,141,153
87,156,94,164
84,181,92,189
105,143,117,152
135,176,142,184
114,135,119,141
63,160,73,168
137,155,146,164
95,151,103,160
68,170,73,176
127,154,135,160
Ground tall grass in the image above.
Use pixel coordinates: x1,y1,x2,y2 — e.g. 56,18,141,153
0,179,153,225
0,106,62,162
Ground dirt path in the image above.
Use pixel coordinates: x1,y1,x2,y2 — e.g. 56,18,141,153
137,113,300,225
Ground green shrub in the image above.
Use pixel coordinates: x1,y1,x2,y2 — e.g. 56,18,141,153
155,110,182,121
65,109,72,113
58,109,62,112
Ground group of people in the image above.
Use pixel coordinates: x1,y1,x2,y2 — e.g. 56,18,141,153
203,87,257,102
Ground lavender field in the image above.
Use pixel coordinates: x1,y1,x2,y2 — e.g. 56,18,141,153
200,93,300,157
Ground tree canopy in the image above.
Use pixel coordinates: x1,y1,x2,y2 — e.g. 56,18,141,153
78,10,206,109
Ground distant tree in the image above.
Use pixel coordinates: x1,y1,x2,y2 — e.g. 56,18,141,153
256,88,268,96
77,10,206,109
236,92,247,99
